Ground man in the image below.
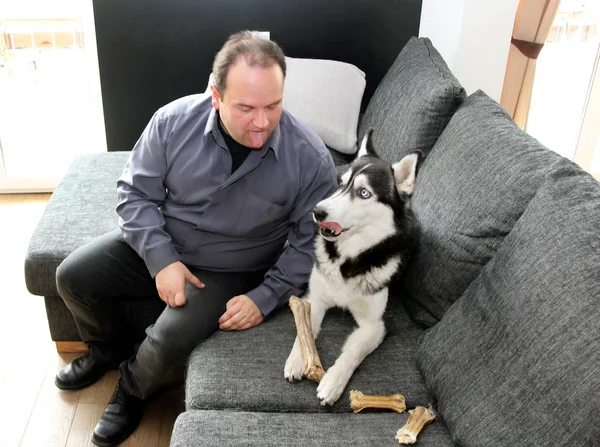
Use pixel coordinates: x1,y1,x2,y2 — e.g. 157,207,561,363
54,31,337,446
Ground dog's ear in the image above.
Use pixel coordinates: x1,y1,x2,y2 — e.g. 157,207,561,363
392,151,422,196
356,128,379,159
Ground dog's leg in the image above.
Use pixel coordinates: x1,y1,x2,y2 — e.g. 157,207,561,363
316,315,386,405
284,295,330,382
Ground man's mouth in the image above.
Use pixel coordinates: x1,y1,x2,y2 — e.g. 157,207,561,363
248,130,268,148
317,221,344,238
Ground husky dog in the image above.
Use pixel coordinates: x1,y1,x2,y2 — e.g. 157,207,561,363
284,130,421,405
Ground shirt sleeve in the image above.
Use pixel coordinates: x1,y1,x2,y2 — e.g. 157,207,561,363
116,112,181,277
246,155,338,316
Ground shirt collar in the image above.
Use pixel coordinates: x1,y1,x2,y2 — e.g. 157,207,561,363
204,107,281,160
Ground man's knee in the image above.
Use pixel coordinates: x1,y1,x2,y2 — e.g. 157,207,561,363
56,246,103,302
56,231,137,302
148,312,219,356
56,254,84,300
142,277,235,355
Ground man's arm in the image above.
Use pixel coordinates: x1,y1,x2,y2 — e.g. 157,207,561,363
245,156,338,317
116,112,181,278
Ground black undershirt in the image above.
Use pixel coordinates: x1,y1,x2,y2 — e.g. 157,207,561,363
217,117,253,174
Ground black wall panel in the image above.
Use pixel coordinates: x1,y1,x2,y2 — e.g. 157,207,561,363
93,0,422,151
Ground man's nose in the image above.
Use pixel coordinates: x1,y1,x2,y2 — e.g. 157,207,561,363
253,109,268,129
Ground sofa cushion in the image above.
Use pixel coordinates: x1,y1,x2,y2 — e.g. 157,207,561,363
417,167,600,446
25,152,130,297
25,151,165,343
207,56,366,155
284,57,366,154
357,36,465,162
171,409,454,446
185,298,433,413
327,146,355,168
400,91,568,327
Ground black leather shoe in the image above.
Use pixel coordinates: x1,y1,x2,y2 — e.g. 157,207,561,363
55,353,120,390
92,379,144,447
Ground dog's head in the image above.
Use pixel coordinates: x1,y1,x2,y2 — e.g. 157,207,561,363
314,129,421,242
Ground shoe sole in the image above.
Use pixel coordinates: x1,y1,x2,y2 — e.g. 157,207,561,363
90,437,115,447
91,434,131,447
54,364,120,391
91,418,142,447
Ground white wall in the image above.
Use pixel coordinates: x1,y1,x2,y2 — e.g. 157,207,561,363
419,0,520,102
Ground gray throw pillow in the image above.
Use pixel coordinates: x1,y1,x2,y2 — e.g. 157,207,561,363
358,36,465,162
401,90,570,326
417,167,600,446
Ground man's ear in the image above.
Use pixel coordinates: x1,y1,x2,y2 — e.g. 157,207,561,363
392,151,422,196
210,84,221,110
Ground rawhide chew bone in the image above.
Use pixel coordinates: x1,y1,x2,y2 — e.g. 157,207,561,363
395,406,436,445
349,390,406,414
289,295,325,383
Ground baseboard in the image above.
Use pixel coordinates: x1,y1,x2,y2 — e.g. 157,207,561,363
55,341,89,353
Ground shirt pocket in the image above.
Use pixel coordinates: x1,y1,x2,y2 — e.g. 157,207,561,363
237,192,288,238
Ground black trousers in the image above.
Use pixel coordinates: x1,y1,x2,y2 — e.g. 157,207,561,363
56,229,266,399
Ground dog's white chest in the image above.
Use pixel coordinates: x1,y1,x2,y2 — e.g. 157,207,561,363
308,264,349,305
313,239,400,303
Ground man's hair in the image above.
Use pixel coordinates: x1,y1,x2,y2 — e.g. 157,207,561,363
212,30,286,94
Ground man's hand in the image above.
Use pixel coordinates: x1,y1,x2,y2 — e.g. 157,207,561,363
219,295,264,331
155,261,204,307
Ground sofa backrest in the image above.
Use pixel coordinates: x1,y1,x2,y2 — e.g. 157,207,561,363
93,0,422,152
358,37,466,163
401,90,574,327
417,137,600,446
367,39,600,445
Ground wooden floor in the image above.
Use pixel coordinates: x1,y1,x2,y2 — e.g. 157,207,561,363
0,194,184,447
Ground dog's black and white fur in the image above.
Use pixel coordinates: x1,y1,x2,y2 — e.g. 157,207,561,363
284,130,421,405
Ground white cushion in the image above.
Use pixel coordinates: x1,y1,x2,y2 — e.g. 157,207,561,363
283,57,366,154
204,57,366,154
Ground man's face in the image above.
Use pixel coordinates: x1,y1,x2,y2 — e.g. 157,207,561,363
211,58,284,149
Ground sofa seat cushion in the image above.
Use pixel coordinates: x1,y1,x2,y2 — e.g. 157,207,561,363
170,409,453,446
418,166,600,446
401,90,573,327
25,151,165,343
25,152,130,297
358,36,465,162
185,298,433,413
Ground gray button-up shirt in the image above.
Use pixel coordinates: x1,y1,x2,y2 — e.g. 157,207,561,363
116,94,337,316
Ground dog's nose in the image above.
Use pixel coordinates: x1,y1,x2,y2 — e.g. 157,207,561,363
313,207,328,222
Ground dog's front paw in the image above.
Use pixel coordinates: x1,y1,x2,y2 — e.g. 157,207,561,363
316,364,352,405
284,346,304,383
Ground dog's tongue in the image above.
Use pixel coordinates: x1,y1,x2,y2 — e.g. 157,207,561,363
318,221,343,235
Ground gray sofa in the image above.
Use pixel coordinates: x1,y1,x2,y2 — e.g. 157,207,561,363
25,38,600,446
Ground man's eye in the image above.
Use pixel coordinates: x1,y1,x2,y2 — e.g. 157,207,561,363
359,188,371,199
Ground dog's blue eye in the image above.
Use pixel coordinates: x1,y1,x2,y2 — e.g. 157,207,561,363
359,188,371,199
